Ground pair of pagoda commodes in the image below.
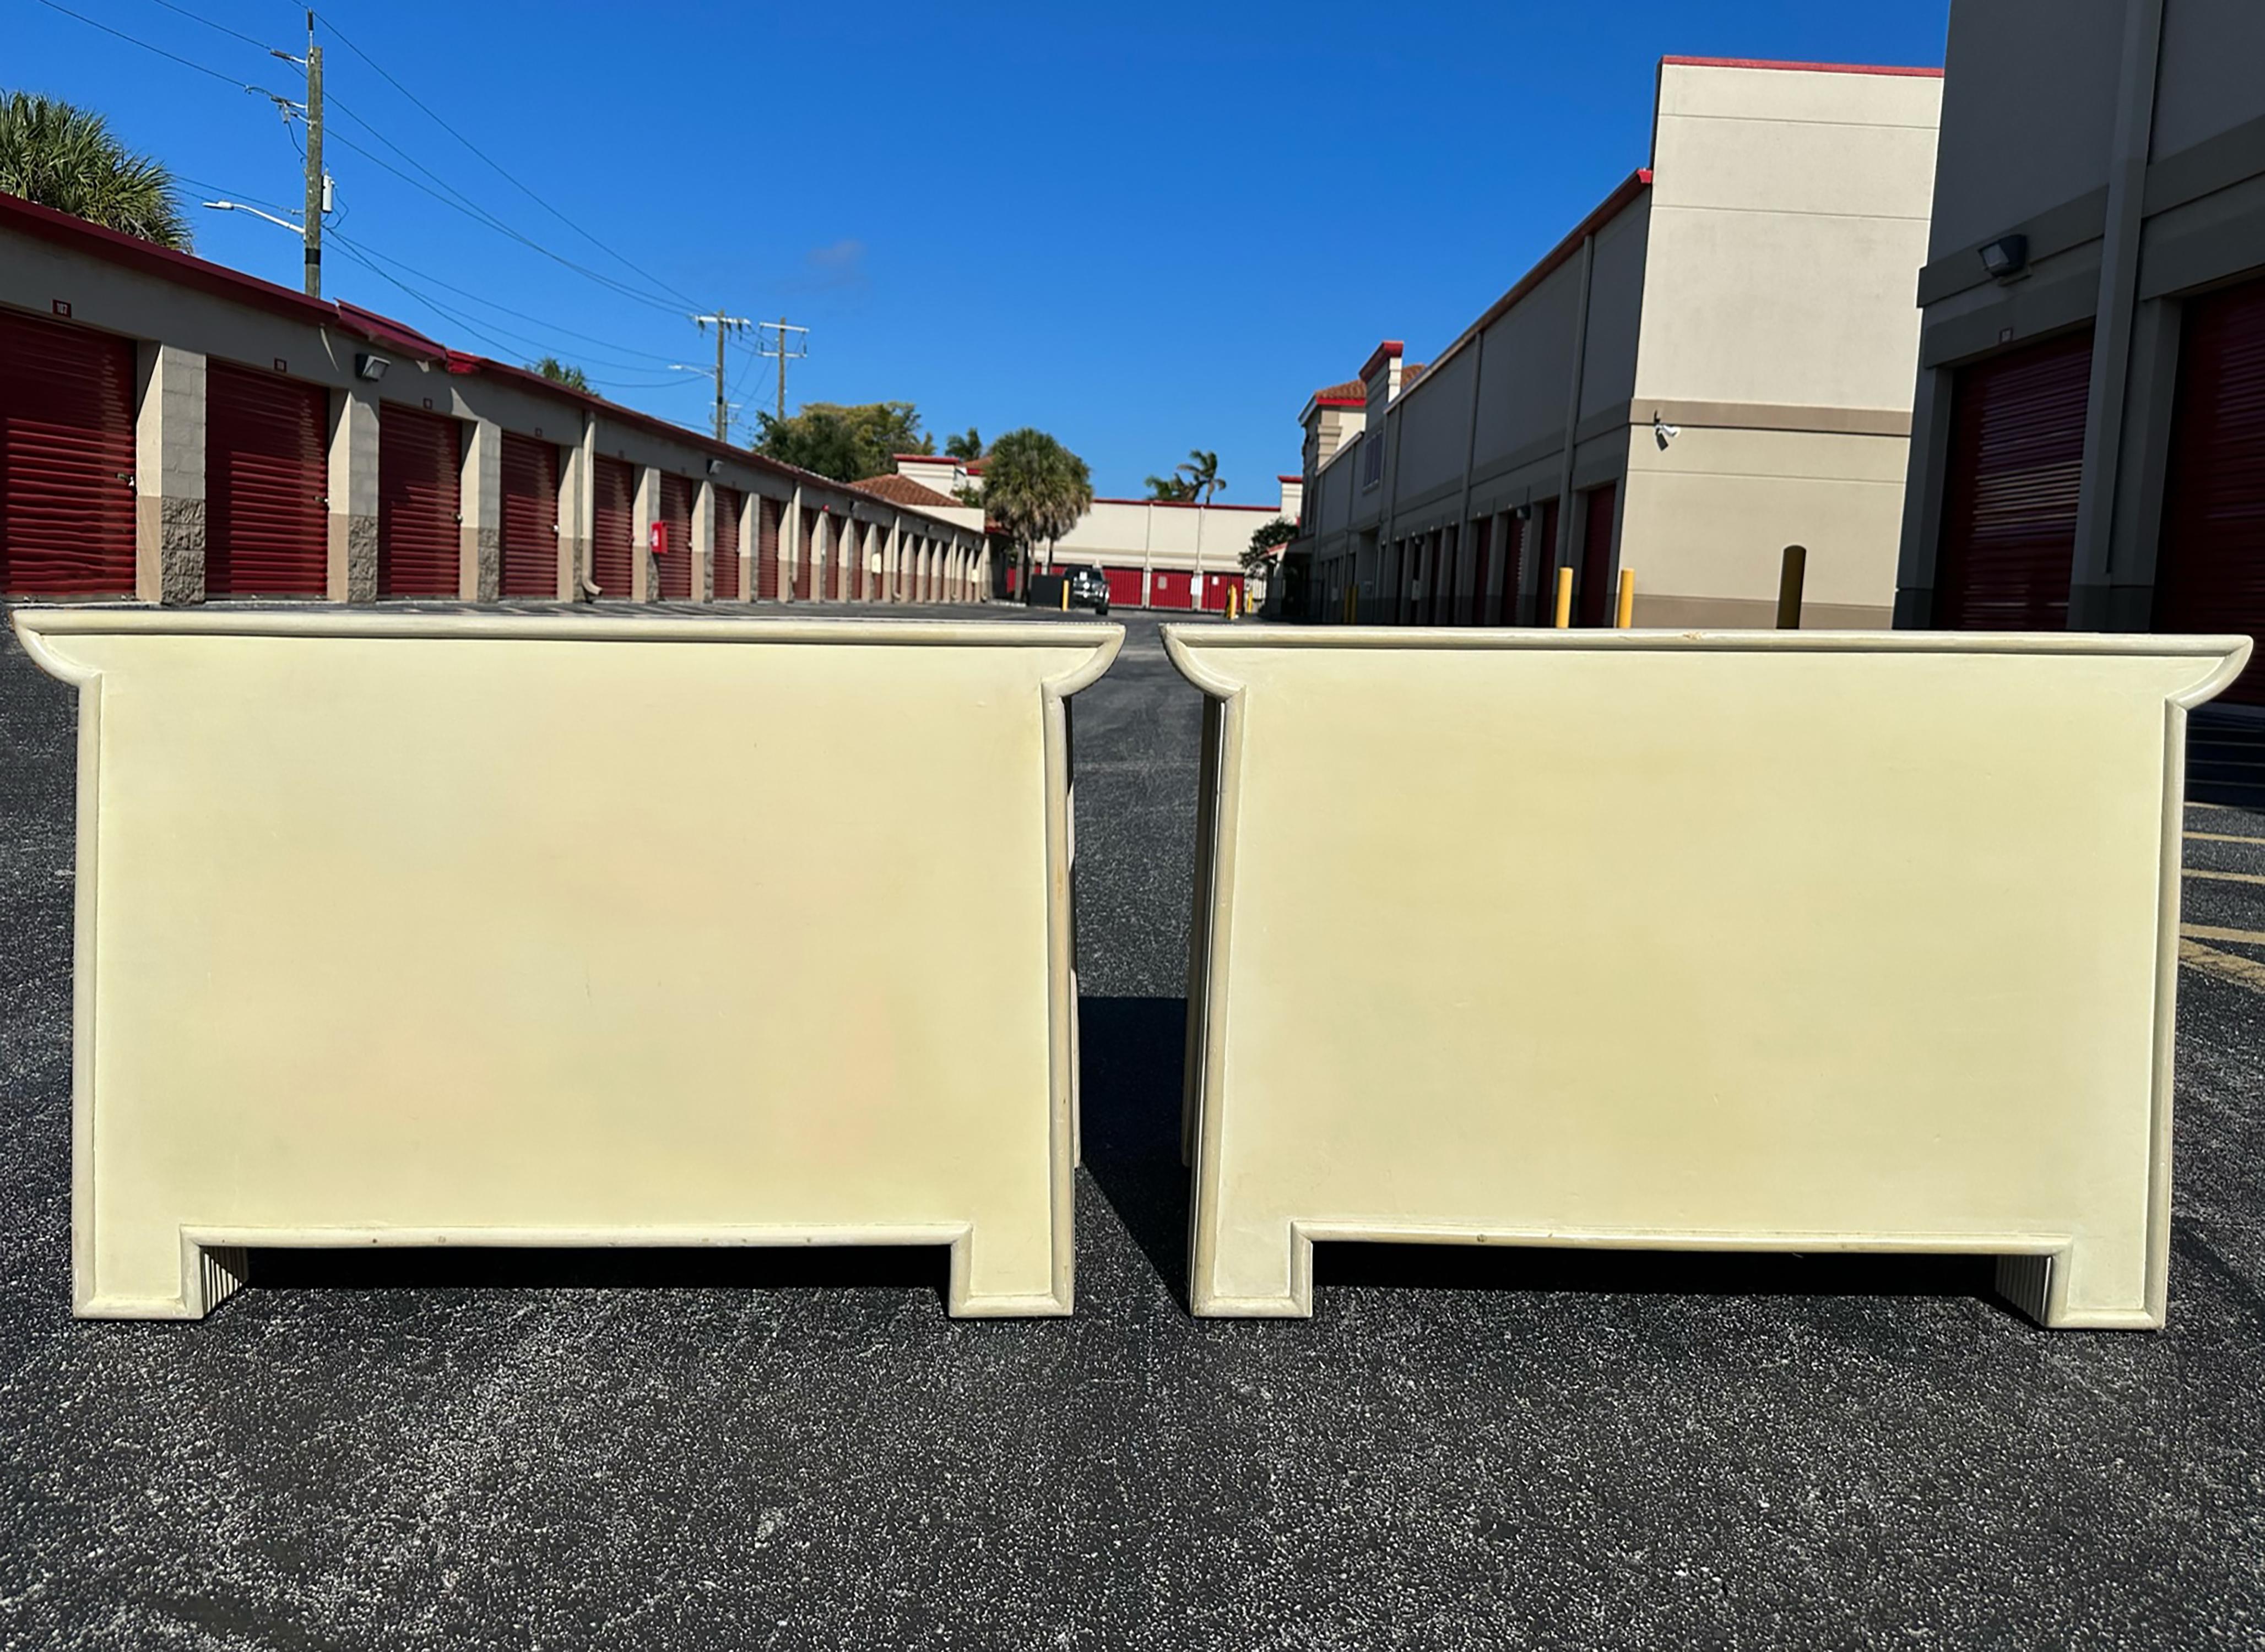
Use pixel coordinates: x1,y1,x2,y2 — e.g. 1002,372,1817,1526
12,608,2250,1331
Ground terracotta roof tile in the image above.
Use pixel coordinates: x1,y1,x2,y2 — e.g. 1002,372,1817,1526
850,472,961,508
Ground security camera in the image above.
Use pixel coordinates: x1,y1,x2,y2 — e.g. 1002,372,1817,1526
1653,413,1680,450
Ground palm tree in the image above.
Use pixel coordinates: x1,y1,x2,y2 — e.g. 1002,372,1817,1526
0,92,191,249
1175,449,1225,504
1144,472,1197,502
945,427,984,460
982,428,1092,597
530,356,590,392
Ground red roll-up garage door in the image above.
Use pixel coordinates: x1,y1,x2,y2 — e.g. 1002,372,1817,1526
1934,329,2093,629
796,508,817,600
1495,514,1525,624
206,362,327,596
1577,484,1617,627
1466,519,1492,626
498,432,559,599
1202,572,1244,612
1531,499,1560,625
377,404,461,597
2158,276,2265,704
1104,567,1144,608
1150,570,1193,609
756,496,782,600
712,485,741,600
592,456,635,599
0,307,137,596
655,472,693,600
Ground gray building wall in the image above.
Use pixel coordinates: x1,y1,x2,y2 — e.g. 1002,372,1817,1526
1898,0,2265,630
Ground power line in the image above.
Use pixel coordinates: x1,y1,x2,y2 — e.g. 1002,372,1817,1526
322,119,686,317
137,0,275,54
28,0,289,97
324,231,690,374
317,231,683,365
311,7,701,312
322,94,685,314
36,0,701,325
324,233,708,393
176,172,298,217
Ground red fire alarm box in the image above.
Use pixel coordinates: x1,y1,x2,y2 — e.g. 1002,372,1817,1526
648,521,668,556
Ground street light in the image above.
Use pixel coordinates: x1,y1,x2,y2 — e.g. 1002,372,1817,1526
201,199,302,234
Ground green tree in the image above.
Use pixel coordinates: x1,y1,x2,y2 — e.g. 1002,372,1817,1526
0,91,191,248
1144,472,1197,502
982,428,1092,596
944,426,984,460
1176,448,1226,503
1242,516,1298,574
530,356,590,392
754,401,928,482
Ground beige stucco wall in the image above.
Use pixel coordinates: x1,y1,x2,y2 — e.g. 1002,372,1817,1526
1621,61,1941,624
1638,62,1940,416
1047,499,1285,578
1622,426,1915,625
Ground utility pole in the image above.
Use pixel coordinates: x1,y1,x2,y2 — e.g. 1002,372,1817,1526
691,312,752,441
754,318,809,421
297,12,322,297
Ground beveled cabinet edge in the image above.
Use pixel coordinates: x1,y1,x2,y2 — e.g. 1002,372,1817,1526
1158,622,2252,1324
12,606,1125,1319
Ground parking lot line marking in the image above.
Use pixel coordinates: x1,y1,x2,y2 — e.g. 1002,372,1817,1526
2180,939,2265,995
2186,868,2265,887
2182,923,2265,947
2185,831,2265,845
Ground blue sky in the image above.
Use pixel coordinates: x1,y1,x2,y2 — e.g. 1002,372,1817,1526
13,0,1950,503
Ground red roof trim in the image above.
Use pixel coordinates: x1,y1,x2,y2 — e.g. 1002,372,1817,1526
329,302,448,360
1357,339,1405,382
893,452,953,461
1660,55,1943,78
1401,169,1654,395
1312,394,1364,409
0,189,972,534
0,187,337,328
1277,474,1302,483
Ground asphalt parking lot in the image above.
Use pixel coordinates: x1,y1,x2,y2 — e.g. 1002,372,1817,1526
2,606,2262,1650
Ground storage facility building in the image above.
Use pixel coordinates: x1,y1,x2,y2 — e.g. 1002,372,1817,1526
0,191,987,608
1893,0,2265,708
1292,56,1944,630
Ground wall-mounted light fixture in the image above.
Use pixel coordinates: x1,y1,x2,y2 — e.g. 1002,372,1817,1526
706,457,722,477
1510,503,1532,521
354,352,390,383
1979,233,2030,282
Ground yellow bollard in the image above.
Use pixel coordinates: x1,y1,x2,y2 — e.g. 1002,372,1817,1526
1060,577,1069,612
1777,545,1807,630
1553,566,1573,628
1615,568,1635,629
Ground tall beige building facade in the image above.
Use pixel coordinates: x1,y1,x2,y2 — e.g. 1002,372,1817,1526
1293,57,1943,629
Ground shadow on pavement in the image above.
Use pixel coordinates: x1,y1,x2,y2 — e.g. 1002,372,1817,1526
1314,1242,2004,1306
245,1245,949,1295
1077,995,1191,1307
